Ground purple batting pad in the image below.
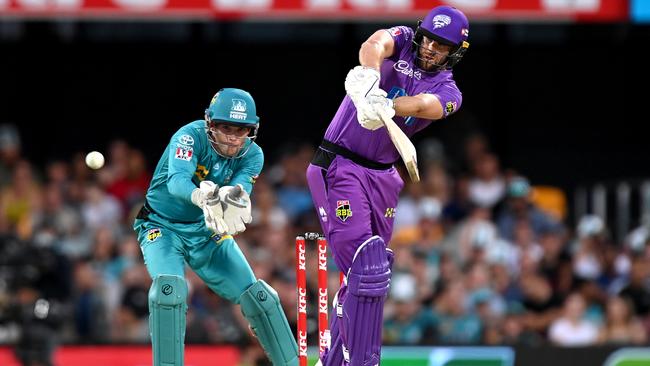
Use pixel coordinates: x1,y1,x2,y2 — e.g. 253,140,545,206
341,236,391,366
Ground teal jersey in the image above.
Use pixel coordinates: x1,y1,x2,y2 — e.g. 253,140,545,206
144,120,263,230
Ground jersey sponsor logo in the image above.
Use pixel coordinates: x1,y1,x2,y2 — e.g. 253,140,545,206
147,228,162,242
393,60,421,80
335,200,352,222
230,111,248,120
433,14,452,29
388,27,402,37
175,146,193,161
179,134,194,145
230,98,248,120
445,101,457,114
195,164,209,181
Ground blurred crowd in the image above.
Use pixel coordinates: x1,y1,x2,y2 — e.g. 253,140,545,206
381,134,650,348
0,122,649,364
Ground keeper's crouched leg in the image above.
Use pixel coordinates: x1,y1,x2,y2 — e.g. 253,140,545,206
239,279,299,365
149,274,188,366
341,236,392,366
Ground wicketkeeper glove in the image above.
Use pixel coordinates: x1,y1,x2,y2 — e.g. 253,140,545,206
218,184,253,236
191,181,229,235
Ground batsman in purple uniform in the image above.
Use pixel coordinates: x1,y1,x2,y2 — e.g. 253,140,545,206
306,6,469,366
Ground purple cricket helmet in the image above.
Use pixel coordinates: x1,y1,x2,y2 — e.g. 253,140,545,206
412,5,470,71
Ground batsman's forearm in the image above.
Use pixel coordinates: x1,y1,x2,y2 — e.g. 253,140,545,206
393,96,425,116
359,40,385,70
393,95,444,120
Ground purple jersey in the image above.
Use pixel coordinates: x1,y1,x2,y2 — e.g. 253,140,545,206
324,26,462,164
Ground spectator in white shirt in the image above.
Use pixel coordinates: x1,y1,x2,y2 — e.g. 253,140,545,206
549,293,600,346
468,153,505,209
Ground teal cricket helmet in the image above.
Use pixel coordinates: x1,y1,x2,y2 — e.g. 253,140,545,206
205,88,259,127
204,88,259,159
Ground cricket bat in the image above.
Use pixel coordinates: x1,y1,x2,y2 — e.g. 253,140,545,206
377,109,420,183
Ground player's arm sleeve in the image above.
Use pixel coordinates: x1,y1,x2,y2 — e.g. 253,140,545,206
394,81,462,121
229,145,264,195
382,26,413,60
166,129,201,204
430,81,463,118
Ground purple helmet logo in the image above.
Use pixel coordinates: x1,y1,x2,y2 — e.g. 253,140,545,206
422,5,469,46
432,14,452,29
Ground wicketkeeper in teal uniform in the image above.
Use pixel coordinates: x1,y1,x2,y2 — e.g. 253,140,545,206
133,88,298,366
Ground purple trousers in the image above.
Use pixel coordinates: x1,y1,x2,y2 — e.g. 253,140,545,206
306,155,402,365
306,155,403,274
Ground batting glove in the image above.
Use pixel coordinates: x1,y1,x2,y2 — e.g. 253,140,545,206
345,66,381,106
366,91,396,120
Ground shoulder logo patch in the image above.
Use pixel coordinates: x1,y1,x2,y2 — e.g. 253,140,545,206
445,101,457,114
175,146,193,161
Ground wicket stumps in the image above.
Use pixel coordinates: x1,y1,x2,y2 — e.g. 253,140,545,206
295,233,330,366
